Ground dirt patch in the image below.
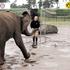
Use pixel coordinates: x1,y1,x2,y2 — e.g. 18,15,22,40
0,25,70,70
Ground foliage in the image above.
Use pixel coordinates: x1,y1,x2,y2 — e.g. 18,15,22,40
0,0,9,2
53,0,58,2
10,3,29,9
10,4,17,8
38,0,42,9
43,0,51,8
56,9,70,16
52,0,59,8
42,0,59,8
26,0,36,9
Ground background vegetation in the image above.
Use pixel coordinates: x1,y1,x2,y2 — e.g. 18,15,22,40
0,0,70,25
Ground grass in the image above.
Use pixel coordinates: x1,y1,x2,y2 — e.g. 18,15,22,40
39,9,70,26
40,16,70,26
40,17,70,25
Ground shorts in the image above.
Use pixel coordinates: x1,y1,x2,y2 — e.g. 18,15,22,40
32,28,40,36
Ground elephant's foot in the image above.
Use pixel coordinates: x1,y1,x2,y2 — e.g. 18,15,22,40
0,59,4,65
25,52,30,59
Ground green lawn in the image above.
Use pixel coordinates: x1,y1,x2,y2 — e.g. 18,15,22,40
40,16,70,25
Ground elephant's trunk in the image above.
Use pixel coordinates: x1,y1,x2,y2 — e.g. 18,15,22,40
21,22,31,36
19,15,31,36
23,28,31,36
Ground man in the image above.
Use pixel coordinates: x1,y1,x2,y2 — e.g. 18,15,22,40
30,15,40,48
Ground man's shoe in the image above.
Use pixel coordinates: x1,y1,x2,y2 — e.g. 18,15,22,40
32,45,37,48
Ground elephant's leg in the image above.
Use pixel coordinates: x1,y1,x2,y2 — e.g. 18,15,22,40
0,42,5,65
13,32,30,59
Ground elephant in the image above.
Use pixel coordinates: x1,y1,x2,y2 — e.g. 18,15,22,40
0,11,31,65
40,24,58,35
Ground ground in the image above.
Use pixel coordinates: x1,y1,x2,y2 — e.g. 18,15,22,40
0,25,70,70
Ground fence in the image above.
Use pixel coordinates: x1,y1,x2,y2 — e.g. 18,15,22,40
0,8,70,25
40,8,70,25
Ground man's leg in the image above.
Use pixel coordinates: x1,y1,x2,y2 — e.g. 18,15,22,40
36,36,38,46
33,36,36,46
32,31,38,48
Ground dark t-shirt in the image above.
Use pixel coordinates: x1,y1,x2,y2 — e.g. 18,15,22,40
30,20,40,28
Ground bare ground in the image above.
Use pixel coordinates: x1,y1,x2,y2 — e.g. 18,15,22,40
0,25,70,70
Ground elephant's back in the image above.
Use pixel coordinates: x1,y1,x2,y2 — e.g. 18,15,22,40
0,12,18,29
0,12,17,22
0,12,18,39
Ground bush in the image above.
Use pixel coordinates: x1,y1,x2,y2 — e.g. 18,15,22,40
56,9,70,16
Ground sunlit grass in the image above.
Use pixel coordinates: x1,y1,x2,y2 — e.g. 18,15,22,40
40,16,70,26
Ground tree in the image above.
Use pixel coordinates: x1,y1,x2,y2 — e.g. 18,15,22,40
43,0,50,8
31,0,36,5
13,0,17,4
55,0,59,8
43,0,54,8
38,0,42,9
52,0,59,8
43,0,58,8
27,0,31,9
10,4,17,8
0,0,9,2
26,0,36,9
10,0,18,8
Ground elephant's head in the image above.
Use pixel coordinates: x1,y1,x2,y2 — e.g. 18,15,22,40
20,11,31,36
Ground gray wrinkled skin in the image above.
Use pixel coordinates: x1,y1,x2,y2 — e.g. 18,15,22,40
40,24,58,35
0,12,31,65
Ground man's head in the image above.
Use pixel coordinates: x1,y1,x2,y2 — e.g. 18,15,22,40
34,16,39,21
